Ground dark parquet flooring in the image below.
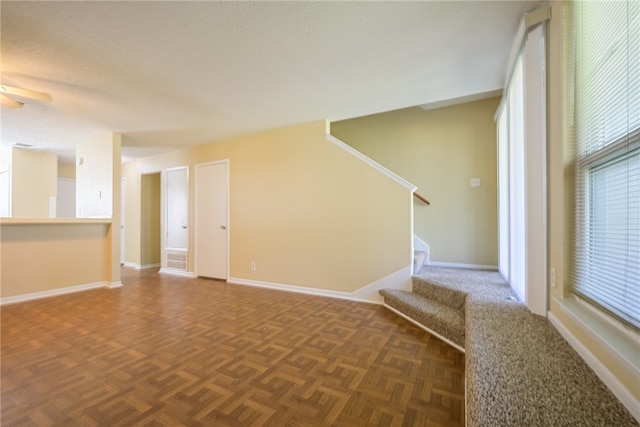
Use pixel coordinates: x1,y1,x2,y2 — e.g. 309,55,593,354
1,268,465,426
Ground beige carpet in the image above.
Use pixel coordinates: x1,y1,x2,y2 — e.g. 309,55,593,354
382,266,639,426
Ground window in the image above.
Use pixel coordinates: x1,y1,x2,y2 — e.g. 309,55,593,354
573,0,640,330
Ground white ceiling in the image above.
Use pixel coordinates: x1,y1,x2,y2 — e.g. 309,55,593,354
1,1,542,163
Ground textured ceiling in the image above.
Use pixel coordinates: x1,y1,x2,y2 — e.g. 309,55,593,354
1,1,542,162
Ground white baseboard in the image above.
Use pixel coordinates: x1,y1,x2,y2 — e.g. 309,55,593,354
548,310,640,422
229,265,412,305
429,261,498,271
158,268,197,278
107,281,124,289
139,263,160,270
0,281,108,305
122,262,160,270
228,277,355,301
382,303,466,353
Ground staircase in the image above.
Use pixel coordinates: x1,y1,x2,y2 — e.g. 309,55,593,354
378,259,639,426
379,251,466,350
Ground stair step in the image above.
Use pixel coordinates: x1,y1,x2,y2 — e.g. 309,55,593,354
412,276,467,312
413,250,427,273
379,289,464,349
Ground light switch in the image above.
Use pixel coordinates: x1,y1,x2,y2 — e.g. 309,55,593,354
470,178,481,187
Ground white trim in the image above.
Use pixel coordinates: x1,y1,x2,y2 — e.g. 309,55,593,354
228,277,357,301
162,166,189,271
324,133,416,192
549,310,640,422
429,261,498,271
523,22,548,316
230,265,413,304
419,89,503,112
107,281,123,289
382,303,465,353
165,247,188,253
159,268,196,278
351,265,413,303
498,5,552,119
413,235,430,265
551,298,640,373
139,263,160,270
0,281,108,305
122,262,140,269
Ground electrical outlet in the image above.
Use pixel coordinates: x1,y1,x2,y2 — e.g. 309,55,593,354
550,267,557,288
470,178,481,187
251,262,256,271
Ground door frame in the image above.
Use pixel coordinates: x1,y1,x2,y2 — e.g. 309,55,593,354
194,159,230,279
162,166,189,271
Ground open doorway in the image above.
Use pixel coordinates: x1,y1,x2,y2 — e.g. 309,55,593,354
141,173,161,269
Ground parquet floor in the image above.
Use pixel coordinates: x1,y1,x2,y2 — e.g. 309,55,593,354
1,268,465,426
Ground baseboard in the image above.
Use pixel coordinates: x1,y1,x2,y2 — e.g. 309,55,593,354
228,277,356,301
549,310,640,422
382,303,466,353
107,281,124,289
139,263,160,270
351,265,412,303
429,261,498,271
122,263,160,270
158,268,197,278
0,281,108,305
229,266,412,305
122,262,139,269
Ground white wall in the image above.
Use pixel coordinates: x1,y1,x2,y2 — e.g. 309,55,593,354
76,134,115,218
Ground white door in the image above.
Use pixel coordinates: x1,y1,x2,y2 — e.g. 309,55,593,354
166,167,189,250
196,161,228,279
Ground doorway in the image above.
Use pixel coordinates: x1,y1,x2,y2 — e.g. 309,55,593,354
195,160,229,279
141,173,161,269
165,167,189,272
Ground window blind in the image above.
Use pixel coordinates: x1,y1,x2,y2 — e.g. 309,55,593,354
573,0,640,329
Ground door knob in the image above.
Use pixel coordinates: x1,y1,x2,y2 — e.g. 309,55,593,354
220,225,226,230
182,226,187,229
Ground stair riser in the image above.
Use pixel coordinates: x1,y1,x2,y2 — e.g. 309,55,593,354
413,277,466,311
380,292,465,349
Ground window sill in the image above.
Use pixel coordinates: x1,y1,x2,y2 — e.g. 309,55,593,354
551,296,639,373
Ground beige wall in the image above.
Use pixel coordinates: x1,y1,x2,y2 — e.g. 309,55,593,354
130,120,411,292
76,132,121,285
331,98,499,266
58,162,76,179
140,173,161,266
0,221,110,298
11,148,58,218
122,161,141,266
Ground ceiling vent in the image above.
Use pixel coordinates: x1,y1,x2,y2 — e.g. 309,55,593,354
13,143,34,148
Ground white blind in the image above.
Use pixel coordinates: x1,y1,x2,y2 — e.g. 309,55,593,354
573,0,640,329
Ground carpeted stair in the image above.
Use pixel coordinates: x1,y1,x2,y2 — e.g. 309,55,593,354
379,276,466,350
379,265,639,426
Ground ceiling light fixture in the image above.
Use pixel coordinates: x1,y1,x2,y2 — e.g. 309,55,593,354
0,84,52,109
